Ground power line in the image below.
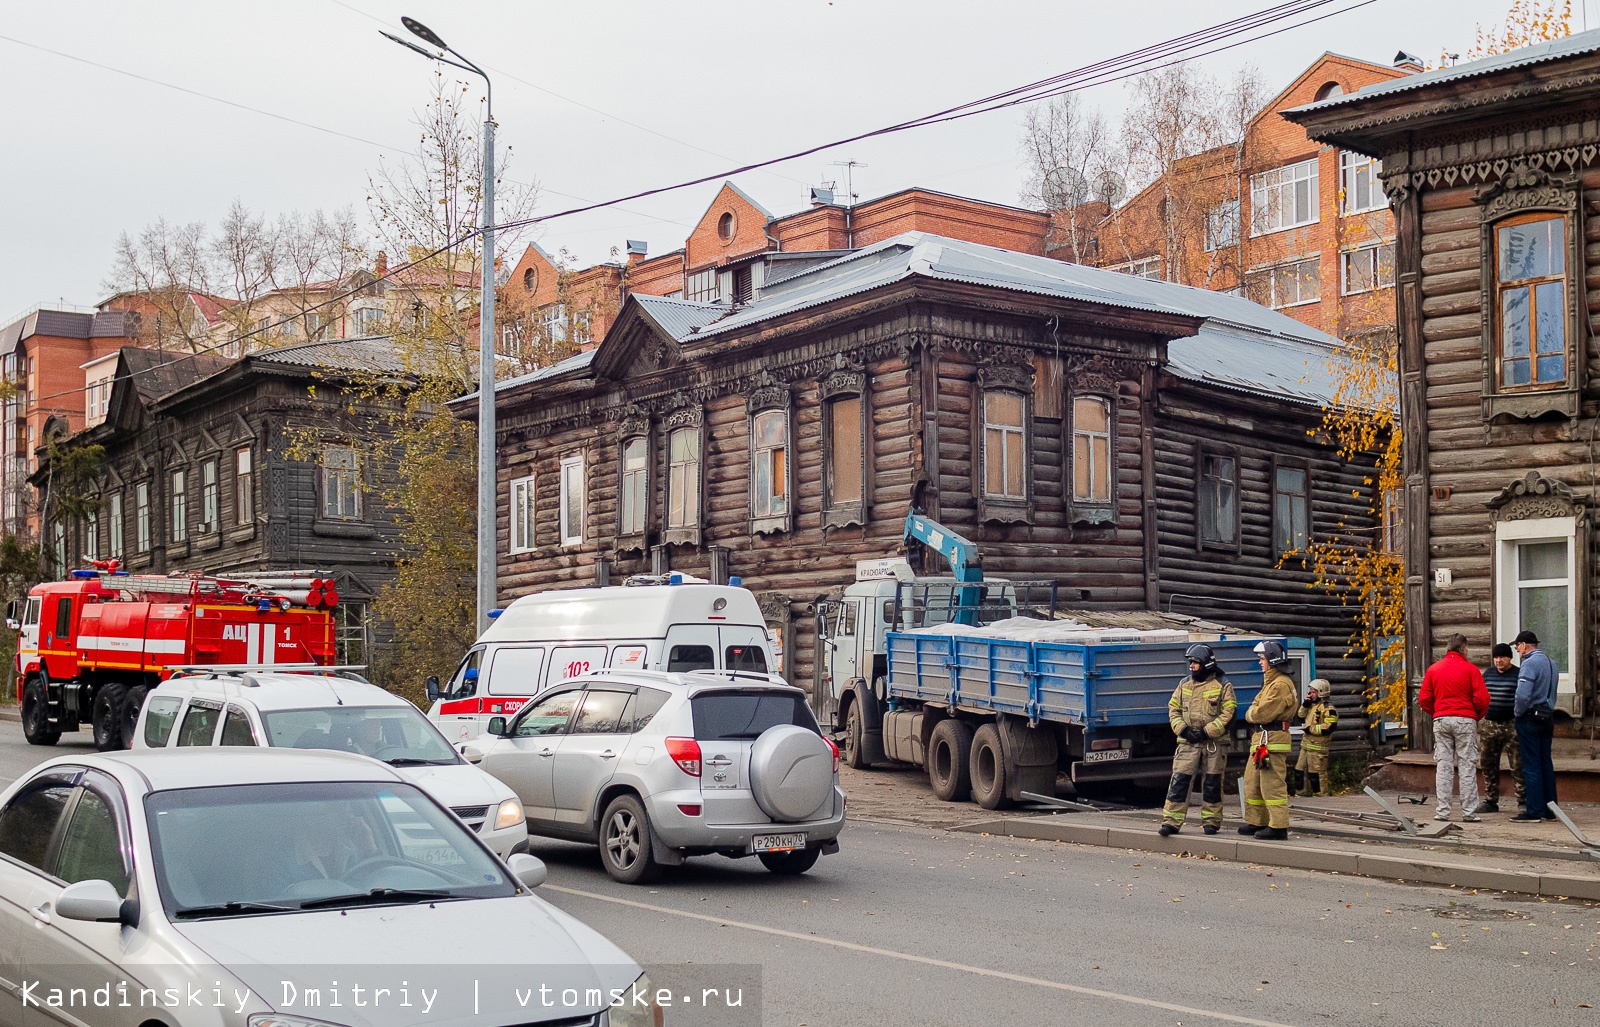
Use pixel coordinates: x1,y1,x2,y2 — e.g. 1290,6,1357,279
24,0,1375,408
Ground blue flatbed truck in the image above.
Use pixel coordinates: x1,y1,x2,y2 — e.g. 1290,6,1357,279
816,515,1286,808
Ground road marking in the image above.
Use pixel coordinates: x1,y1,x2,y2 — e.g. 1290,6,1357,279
546,884,1298,1027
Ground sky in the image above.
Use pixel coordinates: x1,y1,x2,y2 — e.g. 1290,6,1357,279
0,0,1586,319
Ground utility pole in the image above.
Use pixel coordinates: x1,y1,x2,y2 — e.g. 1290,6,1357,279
384,16,499,633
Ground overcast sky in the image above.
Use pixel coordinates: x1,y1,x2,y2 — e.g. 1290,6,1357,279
0,0,1583,319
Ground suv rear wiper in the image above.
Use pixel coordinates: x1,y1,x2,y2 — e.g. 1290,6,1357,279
173,900,296,919
297,888,455,910
711,732,764,740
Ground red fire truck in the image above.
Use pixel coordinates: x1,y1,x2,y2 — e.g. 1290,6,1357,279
10,562,339,750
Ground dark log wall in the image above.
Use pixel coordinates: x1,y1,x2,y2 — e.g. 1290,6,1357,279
493,294,1373,735
1401,170,1600,717
1153,386,1376,748
65,375,403,619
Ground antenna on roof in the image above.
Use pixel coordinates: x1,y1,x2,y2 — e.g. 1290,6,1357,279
1093,171,1126,208
830,160,868,205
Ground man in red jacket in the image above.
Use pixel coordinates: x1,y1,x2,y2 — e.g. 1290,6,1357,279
1419,633,1491,822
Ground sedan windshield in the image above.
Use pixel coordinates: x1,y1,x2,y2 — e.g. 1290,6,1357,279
146,781,514,918
262,705,459,765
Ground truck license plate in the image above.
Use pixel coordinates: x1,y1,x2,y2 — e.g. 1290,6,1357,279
753,833,805,853
1083,748,1130,764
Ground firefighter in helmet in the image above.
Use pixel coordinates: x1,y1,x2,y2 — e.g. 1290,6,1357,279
1294,678,1338,797
1159,643,1237,836
1240,639,1299,840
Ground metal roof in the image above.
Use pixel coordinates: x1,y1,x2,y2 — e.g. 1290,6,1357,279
471,348,596,400
251,336,410,375
484,232,1360,407
1288,28,1600,115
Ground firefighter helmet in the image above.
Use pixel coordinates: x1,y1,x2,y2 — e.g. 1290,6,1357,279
1184,643,1217,669
1253,639,1291,668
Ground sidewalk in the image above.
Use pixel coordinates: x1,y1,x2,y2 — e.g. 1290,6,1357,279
957,792,1600,901
1371,735,1600,802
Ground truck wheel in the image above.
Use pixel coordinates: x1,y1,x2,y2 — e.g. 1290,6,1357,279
758,847,821,875
970,723,1013,810
598,794,662,885
92,683,128,752
927,719,974,802
20,677,59,746
120,686,149,746
844,703,869,769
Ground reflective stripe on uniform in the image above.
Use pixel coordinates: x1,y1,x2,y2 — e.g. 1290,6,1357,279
1244,798,1265,806
1263,798,1289,806
1267,743,1292,752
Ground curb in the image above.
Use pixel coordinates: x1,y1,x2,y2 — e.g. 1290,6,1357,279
0,707,18,723
957,816,1600,901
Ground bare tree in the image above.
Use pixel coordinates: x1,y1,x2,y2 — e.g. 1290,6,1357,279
1019,94,1114,262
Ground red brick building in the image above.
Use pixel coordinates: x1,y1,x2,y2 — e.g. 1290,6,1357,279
1065,52,1420,341
0,307,139,538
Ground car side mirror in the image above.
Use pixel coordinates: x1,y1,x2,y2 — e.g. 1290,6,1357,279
56,880,125,923
487,716,507,737
4,619,17,632
460,743,485,764
425,676,441,702
507,853,547,889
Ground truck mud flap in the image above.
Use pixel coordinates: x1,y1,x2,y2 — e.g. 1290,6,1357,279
851,682,886,766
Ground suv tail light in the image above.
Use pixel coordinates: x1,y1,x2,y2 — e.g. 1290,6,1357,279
824,736,839,773
664,736,701,777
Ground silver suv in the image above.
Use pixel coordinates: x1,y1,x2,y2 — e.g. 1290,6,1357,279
464,669,845,883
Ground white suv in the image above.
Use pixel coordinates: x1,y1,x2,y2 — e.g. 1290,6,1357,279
464,669,845,883
132,668,529,859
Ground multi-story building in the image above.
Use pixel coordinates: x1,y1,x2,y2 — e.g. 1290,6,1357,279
0,306,138,537
1063,52,1421,342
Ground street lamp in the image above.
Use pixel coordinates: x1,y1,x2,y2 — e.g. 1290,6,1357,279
384,16,499,634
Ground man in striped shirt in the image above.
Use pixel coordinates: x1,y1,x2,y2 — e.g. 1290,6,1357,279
1476,642,1523,814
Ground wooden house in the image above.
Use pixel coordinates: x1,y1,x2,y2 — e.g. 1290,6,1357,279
1287,29,1600,731
462,232,1380,748
38,338,416,665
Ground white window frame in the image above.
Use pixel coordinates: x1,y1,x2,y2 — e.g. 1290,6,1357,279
200,459,219,534
108,493,123,559
351,306,384,336
684,267,719,303
1340,242,1395,296
751,409,788,519
85,509,99,561
1339,151,1384,215
1250,158,1319,236
559,454,585,547
509,474,536,554
619,437,648,536
321,446,361,520
666,427,701,529
169,469,187,543
135,483,150,552
1251,258,1321,309
1493,515,1577,697
1109,256,1161,280
540,303,567,343
235,446,254,526
1204,199,1240,252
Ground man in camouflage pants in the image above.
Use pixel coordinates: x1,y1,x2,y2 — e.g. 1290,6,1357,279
1160,643,1237,836
1477,642,1525,814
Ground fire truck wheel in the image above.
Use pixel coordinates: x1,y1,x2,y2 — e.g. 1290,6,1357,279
120,686,149,745
92,683,129,752
20,677,59,746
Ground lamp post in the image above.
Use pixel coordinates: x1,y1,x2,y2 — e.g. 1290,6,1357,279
384,17,499,632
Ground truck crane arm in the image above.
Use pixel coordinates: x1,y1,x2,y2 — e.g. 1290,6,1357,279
902,512,983,583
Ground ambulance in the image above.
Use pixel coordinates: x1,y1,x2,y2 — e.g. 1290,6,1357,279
426,576,778,742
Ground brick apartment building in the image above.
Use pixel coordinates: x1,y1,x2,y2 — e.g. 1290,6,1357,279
497,182,1051,364
0,307,138,538
1064,52,1421,341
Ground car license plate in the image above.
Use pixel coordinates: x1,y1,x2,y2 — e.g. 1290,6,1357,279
753,833,805,853
1083,748,1131,764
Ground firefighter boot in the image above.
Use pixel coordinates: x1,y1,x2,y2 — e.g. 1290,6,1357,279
1253,827,1289,840
1308,772,1323,797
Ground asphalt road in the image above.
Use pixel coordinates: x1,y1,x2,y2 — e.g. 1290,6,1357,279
2,722,1597,1027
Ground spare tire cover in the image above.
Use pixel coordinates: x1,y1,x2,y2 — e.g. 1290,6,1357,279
749,724,834,823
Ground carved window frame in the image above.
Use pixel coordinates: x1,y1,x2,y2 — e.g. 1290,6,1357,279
1195,441,1241,553
616,412,650,552
661,403,704,547
820,367,868,530
1271,455,1312,557
746,381,793,536
1065,365,1118,526
975,361,1034,524
1477,172,1586,421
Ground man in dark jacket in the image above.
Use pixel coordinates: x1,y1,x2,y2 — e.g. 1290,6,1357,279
1418,634,1490,822
1477,642,1523,814
1509,630,1560,822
